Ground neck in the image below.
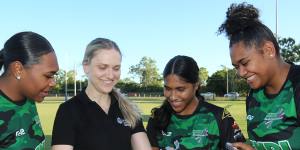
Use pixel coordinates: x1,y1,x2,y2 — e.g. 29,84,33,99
265,61,290,94
178,96,199,115
85,85,111,113
85,85,110,102
0,76,24,102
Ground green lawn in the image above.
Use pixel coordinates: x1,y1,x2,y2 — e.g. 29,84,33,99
37,97,247,149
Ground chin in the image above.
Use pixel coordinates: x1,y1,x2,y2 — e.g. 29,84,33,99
101,88,114,94
33,97,44,103
249,83,261,90
172,107,183,114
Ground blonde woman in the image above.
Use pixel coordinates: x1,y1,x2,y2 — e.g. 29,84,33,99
51,38,151,150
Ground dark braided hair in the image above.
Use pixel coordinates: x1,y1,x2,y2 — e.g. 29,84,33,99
0,31,54,75
150,55,203,131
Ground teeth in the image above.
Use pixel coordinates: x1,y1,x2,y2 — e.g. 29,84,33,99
247,75,255,81
170,101,182,107
103,80,113,84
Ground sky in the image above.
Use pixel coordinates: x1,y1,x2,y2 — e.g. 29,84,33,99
1,0,300,80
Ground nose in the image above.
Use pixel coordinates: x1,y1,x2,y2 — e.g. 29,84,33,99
49,78,56,87
237,66,247,78
106,68,114,79
168,90,177,101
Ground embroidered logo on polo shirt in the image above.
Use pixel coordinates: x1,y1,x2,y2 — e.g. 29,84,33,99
117,117,130,127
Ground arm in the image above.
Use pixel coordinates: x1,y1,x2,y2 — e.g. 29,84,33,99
51,145,73,150
131,132,152,150
146,117,161,149
232,142,255,150
51,103,76,148
219,109,246,148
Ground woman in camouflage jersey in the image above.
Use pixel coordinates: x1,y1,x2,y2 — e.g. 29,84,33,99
218,2,300,150
0,31,59,149
147,55,246,150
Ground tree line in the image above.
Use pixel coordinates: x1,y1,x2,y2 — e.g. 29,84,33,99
51,37,300,97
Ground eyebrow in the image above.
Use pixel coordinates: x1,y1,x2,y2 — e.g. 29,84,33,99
232,57,248,66
96,64,121,67
47,71,58,75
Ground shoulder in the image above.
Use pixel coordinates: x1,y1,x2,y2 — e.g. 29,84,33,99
200,101,224,114
60,92,84,108
288,63,300,85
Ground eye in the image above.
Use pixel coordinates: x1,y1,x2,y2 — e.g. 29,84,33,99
177,87,185,92
45,74,55,79
113,66,120,71
98,66,106,70
241,60,249,66
164,86,171,91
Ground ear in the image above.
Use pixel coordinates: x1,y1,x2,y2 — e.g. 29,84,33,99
262,41,276,59
82,62,90,74
11,61,24,79
194,82,200,90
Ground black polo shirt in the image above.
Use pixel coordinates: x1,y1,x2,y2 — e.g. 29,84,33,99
51,91,145,150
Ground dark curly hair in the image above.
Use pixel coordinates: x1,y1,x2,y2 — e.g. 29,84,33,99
218,2,279,55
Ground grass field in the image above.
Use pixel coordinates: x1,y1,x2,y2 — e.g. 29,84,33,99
38,97,247,149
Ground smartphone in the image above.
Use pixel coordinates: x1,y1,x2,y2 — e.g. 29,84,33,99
226,142,238,150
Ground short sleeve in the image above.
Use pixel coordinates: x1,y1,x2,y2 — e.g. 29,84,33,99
131,118,146,134
146,117,159,147
219,109,246,147
295,83,300,123
51,103,75,146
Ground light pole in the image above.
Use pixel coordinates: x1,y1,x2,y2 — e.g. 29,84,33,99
226,68,228,94
221,65,229,94
74,64,77,96
64,70,68,101
275,0,278,39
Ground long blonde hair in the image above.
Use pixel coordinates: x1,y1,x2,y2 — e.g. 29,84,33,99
83,38,142,128
112,88,142,128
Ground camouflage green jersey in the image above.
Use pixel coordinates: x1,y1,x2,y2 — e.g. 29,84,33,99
147,101,245,150
246,63,300,150
0,91,45,150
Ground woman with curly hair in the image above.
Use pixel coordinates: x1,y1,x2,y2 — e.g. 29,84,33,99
218,2,300,150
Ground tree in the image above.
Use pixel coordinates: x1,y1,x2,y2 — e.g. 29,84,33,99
199,67,209,86
206,69,227,96
116,78,141,93
52,69,65,95
278,37,300,63
129,56,162,87
206,68,249,96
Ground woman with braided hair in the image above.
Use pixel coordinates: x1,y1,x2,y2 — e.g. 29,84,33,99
0,31,59,149
146,55,245,150
218,2,300,150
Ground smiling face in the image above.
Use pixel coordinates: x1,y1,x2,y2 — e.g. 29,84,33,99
84,49,121,94
20,52,59,102
230,41,273,89
164,74,199,115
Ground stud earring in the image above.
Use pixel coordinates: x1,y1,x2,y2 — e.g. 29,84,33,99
16,76,21,80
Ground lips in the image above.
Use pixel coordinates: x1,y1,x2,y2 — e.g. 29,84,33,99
169,100,183,109
40,91,49,97
246,74,255,83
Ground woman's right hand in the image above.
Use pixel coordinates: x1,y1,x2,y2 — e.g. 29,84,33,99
232,142,255,150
